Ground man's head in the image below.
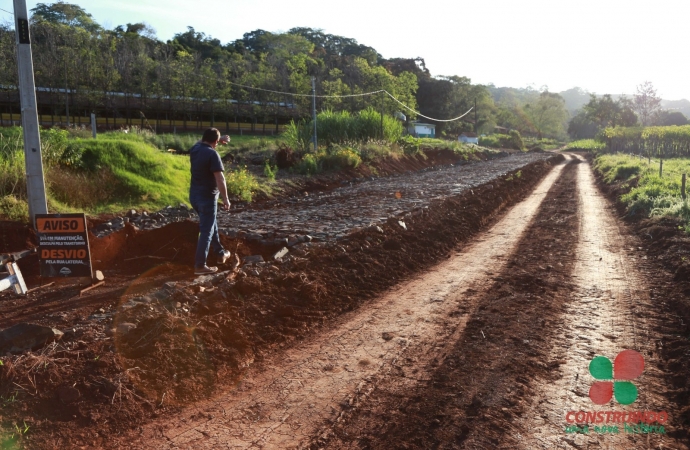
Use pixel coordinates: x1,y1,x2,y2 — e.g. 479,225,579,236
202,128,221,146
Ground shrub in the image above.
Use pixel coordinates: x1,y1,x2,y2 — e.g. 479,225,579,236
0,195,28,222
263,161,278,181
509,130,525,150
320,147,362,171
294,153,320,175
226,166,259,202
283,119,313,153
479,132,524,150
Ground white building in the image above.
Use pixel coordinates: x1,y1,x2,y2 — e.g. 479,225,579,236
459,132,479,144
408,122,436,138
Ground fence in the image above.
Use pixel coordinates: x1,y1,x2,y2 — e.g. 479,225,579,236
604,126,690,158
0,113,288,135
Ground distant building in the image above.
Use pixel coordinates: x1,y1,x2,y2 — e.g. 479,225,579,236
408,122,436,138
459,132,479,144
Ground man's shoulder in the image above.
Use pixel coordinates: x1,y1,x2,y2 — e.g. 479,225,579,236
190,141,211,153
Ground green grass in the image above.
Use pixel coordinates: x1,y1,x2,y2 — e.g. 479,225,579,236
565,139,606,152
523,136,562,150
479,131,526,151
102,128,281,156
63,136,191,212
595,154,690,231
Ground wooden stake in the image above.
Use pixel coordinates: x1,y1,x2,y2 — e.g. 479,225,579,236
682,174,687,201
80,280,104,296
26,281,55,294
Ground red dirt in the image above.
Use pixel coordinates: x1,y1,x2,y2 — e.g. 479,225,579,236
0,156,561,449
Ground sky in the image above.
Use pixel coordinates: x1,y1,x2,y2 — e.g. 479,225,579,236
2,0,689,100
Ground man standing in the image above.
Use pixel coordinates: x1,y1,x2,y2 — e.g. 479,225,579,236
189,128,232,274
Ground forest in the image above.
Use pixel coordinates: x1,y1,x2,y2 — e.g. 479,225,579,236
0,1,578,140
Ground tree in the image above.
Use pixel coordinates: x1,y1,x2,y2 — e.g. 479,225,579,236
655,110,688,126
633,81,661,126
524,92,569,139
30,1,101,32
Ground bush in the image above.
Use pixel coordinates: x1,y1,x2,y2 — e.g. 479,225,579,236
0,195,28,222
283,119,313,153
320,147,362,171
509,130,525,150
294,154,320,175
226,166,259,202
480,131,524,150
263,161,278,181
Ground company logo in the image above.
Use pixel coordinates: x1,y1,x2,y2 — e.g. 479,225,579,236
59,267,72,276
589,349,644,405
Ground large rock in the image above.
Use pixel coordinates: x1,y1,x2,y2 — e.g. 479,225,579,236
0,323,64,354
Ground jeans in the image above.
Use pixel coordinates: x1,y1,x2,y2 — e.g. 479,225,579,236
190,192,225,268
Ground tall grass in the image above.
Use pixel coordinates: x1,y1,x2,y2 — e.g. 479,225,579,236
595,154,690,231
283,108,403,151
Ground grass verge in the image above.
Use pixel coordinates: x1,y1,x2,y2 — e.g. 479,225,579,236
594,154,690,231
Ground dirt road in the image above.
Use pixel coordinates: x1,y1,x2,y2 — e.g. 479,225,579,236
109,155,688,449
3,152,688,449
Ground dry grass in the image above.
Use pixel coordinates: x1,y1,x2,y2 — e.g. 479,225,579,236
46,167,123,209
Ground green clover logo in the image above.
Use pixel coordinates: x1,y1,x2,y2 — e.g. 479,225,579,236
589,349,644,405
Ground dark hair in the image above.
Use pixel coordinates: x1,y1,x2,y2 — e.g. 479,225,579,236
202,128,220,143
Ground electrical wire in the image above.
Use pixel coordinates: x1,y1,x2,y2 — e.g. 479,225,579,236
221,78,473,123
0,7,14,15
384,91,473,122
224,79,384,99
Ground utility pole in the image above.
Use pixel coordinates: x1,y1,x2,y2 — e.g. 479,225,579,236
311,77,317,151
14,0,48,222
90,113,97,138
64,59,69,126
474,99,478,134
380,90,384,140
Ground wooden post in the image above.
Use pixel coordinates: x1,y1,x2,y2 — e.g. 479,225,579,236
682,174,687,201
659,158,663,178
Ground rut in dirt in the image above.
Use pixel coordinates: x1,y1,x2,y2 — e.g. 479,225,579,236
319,156,688,449
108,157,569,449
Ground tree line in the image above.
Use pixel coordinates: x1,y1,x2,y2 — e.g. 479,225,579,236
0,2,580,139
1,2,684,140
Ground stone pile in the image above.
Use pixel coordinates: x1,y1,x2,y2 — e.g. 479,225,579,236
91,204,197,237
91,153,551,247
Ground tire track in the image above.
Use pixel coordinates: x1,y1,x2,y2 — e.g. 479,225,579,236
502,155,687,449
319,154,582,450
116,158,569,449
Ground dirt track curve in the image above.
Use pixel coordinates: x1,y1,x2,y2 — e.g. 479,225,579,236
108,153,690,449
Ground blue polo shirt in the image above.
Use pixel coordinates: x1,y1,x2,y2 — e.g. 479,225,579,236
189,142,224,197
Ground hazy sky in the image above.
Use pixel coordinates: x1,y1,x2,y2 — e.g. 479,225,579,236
2,0,688,100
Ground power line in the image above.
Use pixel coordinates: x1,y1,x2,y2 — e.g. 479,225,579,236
223,79,384,99
384,91,473,122
0,7,14,15
220,78,473,123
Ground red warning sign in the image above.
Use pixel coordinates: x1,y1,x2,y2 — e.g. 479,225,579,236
35,213,92,278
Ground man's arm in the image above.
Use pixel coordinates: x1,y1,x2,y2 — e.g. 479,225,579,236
213,171,231,211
